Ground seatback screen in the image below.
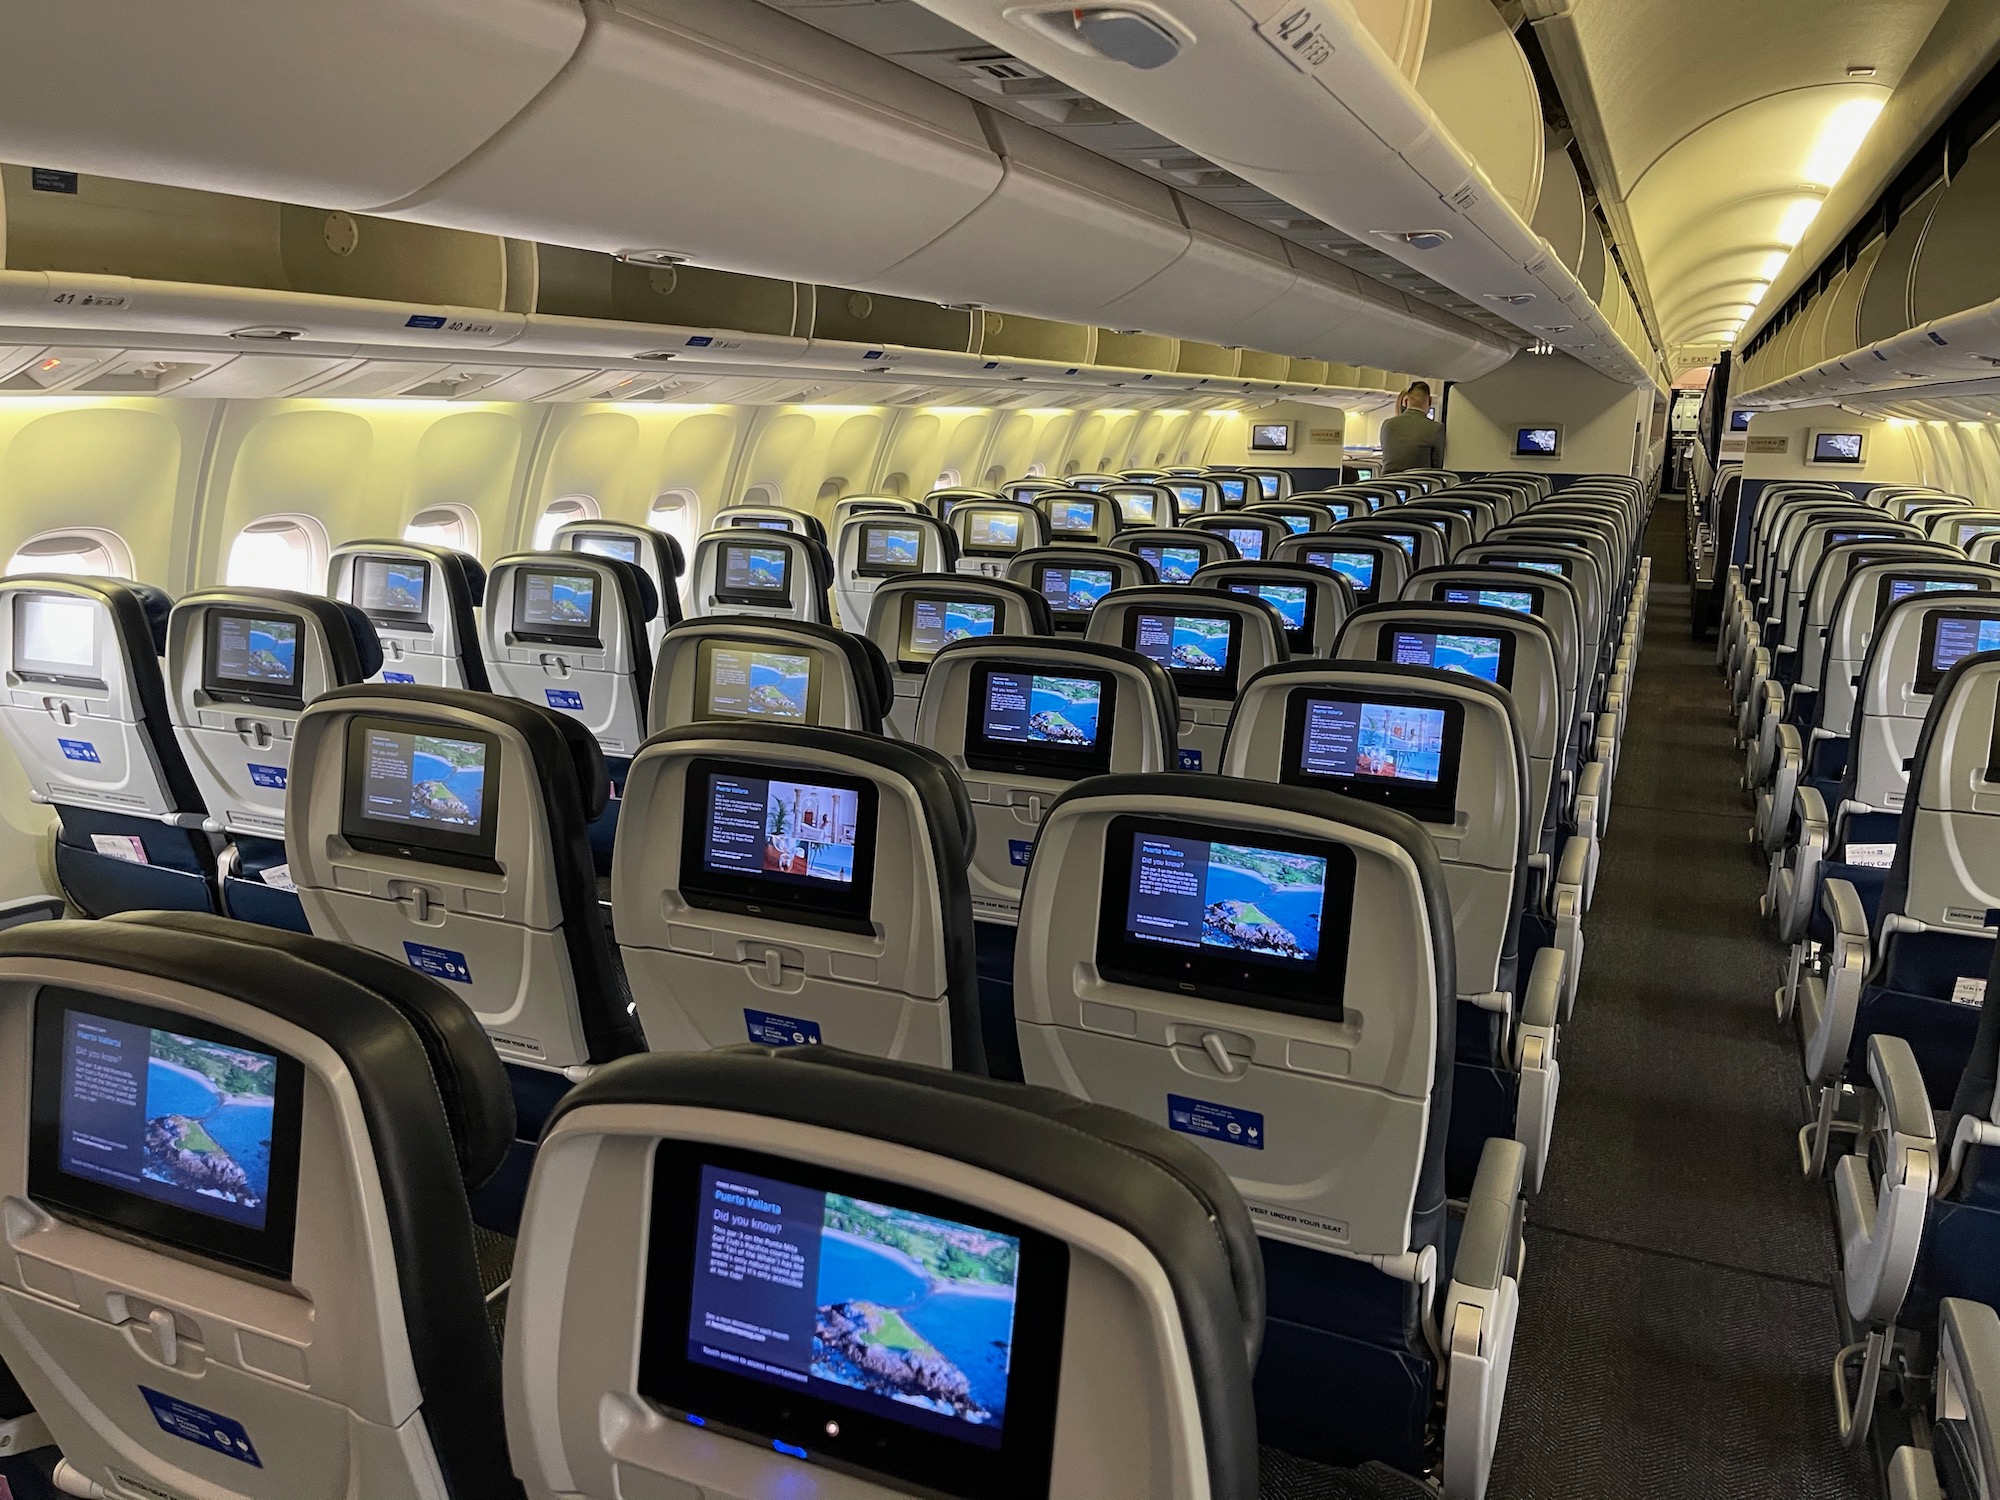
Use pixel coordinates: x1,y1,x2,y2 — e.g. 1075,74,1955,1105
354,556,431,624
1126,611,1241,697
573,532,641,564
514,567,602,644
716,544,792,606
1486,555,1568,578
1111,492,1157,526
1096,816,1356,1018
859,523,925,577
204,609,303,705
1034,565,1114,620
965,512,1024,552
729,516,796,532
1281,690,1463,822
1217,478,1247,505
639,1144,1068,1499
340,717,501,868
964,663,1116,778
1382,628,1513,687
1134,544,1203,585
1301,549,1376,599
680,761,877,929
1255,473,1281,497
30,991,305,1278
1876,575,1979,620
1220,526,1266,560
13,593,100,686
1223,581,1311,641
1441,585,1537,615
900,596,1000,666
1956,519,2000,547
697,643,818,722
1046,499,1098,533
1917,612,2000,693
1171,484,1208,517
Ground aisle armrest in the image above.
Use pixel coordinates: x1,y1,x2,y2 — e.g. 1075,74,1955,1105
1937,1299,2000,1487
1802,877,1871,1087
1833,1035,1935,1327
1776,785,1831,943
1552,835,1589,1020
1512,947,1563,1196
1441,1137,1525,1500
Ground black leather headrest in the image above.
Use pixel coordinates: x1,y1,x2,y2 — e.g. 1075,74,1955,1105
129,582,174,655
659,533,686,578
545,1044,1267,1500
334,601,386,680
456,554,488,609
604,558,659,625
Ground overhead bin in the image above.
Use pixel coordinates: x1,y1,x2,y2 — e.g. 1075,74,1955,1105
1414,0,1544,223
1532,137,1587,276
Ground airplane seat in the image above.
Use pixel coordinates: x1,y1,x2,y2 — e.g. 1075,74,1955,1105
863,574,1053,739
1165,474,1224,518
1109,527,1237,586
1012,774,1523,1491
1770,596,2000,944
912,635,1179,1078
1288,490,1365,523
1195,559,1355,658
947,499,1048,579
1033,487,1122,544
686,528,836,624
481,552,656,875
1340,516,1447,573
285,683,645,1229
1244,467,1293,502
0,576,221,919
611,721,988,1073
1084,586,1288,773
1790,651,2000,1187
1185,512,1291,564
1276,533,1408,610
717,503,829,545
328,540,491,692
1939,511,2000,550
653,615,893,738
1220,661,1557,1197
830,510,959,633
1005,546,1156,635
1204,470,1259,510
165,587,383,933
0,910,523,1500
1101,482,1174,529
553,517,689,650
830,494,928,533
1880,1300,2000,1497
501,1043,1277,1500
1252,498,1341,535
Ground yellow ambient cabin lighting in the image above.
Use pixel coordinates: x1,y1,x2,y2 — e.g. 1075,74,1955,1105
1800,96,1885,188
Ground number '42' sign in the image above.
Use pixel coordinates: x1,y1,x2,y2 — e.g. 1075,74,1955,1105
1259,2,1338,73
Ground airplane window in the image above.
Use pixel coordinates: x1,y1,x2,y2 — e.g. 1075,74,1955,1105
225,515,327,593
648,491,699,600
933,469,960,491
6,527,134,580
533,496,599,551
1026,462,1047,478
403,504,481,558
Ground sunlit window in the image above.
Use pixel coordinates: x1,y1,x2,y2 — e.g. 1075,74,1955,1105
404,504,480,557
933,469,960,491
6,528,133,579
648,491,698,601
225,516,327,593
533,496,598,551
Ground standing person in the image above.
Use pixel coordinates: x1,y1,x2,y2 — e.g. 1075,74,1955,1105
1379,381,1445,473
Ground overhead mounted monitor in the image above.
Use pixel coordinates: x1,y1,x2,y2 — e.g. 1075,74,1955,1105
898,594,1000,668
696,641,819,722
31,993,305,1278
964,662,1116,778
1729,410,1754,433
12,592,101,689
203,608,303,708
353,555,432,628
714,543,792,609
1513,426,1562,459
341,717,501,870
1249,423,1292,453
680,761,877,931
1096,815,1355,1019
1812,430,1866,465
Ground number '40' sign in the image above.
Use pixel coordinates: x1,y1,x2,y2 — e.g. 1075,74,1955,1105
1260,3,1337,73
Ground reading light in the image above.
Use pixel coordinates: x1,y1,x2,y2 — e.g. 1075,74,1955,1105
1394,231,1453,251
615,249,690,267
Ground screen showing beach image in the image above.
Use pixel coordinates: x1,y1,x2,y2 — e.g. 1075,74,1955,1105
1218,479,1247,504
212,614,299,688
1172,485,1207,516
1277,514,1311,534
1387,534,1418,558
864,526,924,570
1133,613,1230,674
1300,699,1446,783
722,545,790,597
520,570,597,628
1392,630,1503,683
1305,551,1375,593
1124,833,1325,964
1515,427,1559,456
1250,425,1289,452
54,1009,280,1231
704,773,860,888
1493,558,1567,577
1889,577,1977,605
1444,586,1535,615
357,728,487,830
685,1165,1023,1446
1039,567,1113,614
706,647,813,720
1226,582,1308,631
1256,475,1280,497
1957,521,2000,546
1048,500,1097,532
1113,494,1156,525
1930,615,2000,674
1223,527,1265,559
981,671,1102,750
969,514,1021,548
907,599,998,659
356,558,429,617
1136,546,1202,585
15,594,95,675
575,534,640,564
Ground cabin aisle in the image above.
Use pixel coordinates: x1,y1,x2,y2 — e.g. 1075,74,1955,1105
1485,502,1879,1498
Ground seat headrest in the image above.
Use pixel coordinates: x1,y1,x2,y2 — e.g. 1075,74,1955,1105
604,558,659,625
128,582,174,655
333,601,386,680
545,1044,1267,1497
659,533,685,577
455,554,487,609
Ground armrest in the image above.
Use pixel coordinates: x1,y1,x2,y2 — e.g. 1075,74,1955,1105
1452,1138,1526,1295
1797,784,1830,845
1512,949,1563,1197
1518,946,1563,1037
1939,1299,2000,1485
1554,833,1590,896
1867,1033,1938,1147
1886,1447,1944,1500
1824,876,1870,946
1834,1035,1937,1326
1802,877,1873,1087
0,895,65,930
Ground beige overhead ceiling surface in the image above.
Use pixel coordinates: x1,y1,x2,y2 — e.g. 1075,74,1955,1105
1563,0,1949,372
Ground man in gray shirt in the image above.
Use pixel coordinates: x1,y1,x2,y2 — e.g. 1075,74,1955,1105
1380,381,1445,473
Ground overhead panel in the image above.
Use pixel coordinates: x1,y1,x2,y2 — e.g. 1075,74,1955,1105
1531,137,1586,276
1856,179,1943,348
1909,127,2000,329
1414,0,1544,224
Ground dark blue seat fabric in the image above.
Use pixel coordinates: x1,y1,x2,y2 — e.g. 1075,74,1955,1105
468,1063,577,1236
53,806,214,917
221,834,310,932
973,921,1026,1083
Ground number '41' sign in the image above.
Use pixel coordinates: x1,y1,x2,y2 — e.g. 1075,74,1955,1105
1259,3,1338,74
